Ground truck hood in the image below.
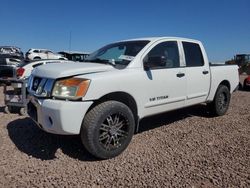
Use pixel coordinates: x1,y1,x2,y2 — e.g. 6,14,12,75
32,62,114,79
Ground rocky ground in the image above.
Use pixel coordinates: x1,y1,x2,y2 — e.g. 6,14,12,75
0,86,249,187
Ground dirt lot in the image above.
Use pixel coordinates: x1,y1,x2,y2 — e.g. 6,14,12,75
0,86,249,187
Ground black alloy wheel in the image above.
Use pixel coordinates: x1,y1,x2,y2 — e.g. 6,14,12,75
208,85,230,116
81,101,135,159
99,113,130,151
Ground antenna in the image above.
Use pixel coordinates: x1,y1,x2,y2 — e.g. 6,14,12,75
69,31,72,52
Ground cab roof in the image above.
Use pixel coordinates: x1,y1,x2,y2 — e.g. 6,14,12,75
120,37,201,44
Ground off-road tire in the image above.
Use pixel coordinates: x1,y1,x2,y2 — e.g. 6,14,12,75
81,101,135,159
208,85,230,116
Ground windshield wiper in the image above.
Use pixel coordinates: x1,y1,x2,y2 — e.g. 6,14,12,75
85,58,116,67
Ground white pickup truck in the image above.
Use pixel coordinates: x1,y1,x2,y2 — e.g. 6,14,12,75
27,37,239,159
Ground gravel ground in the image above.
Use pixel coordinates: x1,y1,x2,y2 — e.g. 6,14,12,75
0,86,249,187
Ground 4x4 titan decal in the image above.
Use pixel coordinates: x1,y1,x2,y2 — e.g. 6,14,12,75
149,95,169,102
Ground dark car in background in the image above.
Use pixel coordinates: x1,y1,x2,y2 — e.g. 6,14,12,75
58,51,90,62
0,46,24,63
0,46,25,84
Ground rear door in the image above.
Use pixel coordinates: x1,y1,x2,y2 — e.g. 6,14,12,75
182,41,210,106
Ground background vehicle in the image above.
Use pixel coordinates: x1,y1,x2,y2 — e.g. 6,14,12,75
15,59,73,80
58,51,90,62
226,54,250,90
27,37,239,159
0,47,25,85
1,59,74,115
243,75,250,90
26,49,67,60
226,54,250,74
0,46,24,62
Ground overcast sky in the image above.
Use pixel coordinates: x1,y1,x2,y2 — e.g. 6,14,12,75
0,0,249,62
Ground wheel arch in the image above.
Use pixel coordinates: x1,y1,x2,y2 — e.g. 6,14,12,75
207,79,231,102
219,80,231,91
33,56,41,60
86,92,139,132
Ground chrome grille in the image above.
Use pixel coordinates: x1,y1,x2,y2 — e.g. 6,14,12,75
28,75,55,98
32,77,42,91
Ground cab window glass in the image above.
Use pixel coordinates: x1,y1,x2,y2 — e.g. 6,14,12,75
145,41,180,69
183,42,204,67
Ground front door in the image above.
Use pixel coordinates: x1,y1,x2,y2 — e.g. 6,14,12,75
142,41,187,117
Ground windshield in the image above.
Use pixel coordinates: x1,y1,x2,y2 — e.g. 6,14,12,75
85,40,149,67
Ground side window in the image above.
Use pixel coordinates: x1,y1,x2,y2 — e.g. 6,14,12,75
182,42,204,67
144,41,180,69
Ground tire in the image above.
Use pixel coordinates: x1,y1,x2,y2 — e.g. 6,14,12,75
4,105,17,114
4,106,11,114
238,82,243,90
208,85,231,116
81,101,135,159
243,80,249,91
19,107,27,116
4,106,18,114
33,57,41,60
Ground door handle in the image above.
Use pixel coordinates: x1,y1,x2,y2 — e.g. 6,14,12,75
202,70,209,75
176,73,185,78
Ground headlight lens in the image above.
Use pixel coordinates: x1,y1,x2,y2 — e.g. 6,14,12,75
52,78,90,100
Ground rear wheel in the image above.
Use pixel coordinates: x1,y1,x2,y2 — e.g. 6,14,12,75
81,101,135,159
33,57,41,60
208,85,230,116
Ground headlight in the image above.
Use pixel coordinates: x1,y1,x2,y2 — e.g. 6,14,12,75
52,78,90,100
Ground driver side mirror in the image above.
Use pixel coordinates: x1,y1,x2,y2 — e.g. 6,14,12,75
143,56,167,70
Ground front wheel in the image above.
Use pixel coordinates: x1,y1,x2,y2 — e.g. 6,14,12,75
208,85,230,116
81,101,135,159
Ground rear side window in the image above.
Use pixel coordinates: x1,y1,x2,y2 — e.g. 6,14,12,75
183,42,204,67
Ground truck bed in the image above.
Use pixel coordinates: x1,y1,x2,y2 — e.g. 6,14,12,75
207,64,239,101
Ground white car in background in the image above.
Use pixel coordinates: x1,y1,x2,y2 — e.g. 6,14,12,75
11,59,74,89
16,59,73,80
26,49,67,60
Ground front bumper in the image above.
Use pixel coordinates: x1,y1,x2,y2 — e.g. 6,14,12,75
28,96,93,135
